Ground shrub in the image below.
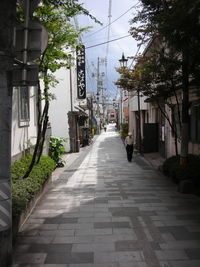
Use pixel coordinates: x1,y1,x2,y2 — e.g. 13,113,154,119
162,154,200,190
120,123,128,138
12,155,56,220
176,155,200,184
49,137,66,167
163,155,180,183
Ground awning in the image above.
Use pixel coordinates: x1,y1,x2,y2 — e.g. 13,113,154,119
74,105,87,115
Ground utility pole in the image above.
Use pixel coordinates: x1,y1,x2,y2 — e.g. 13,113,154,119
69,55,73,112
137,88,142,154
120,87,123,125
96,57,100,133
0,1,15,265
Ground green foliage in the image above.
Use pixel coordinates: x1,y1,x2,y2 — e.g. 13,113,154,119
120,123,128,137
49,137,67,167
163,155,180,183
12,155,56,220
129,0,200,81
162,154,200,188
35,2,91,77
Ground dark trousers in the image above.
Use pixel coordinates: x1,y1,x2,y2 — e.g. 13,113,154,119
126,144,133,162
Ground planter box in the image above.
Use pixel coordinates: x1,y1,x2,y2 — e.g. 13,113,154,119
12,175,52,242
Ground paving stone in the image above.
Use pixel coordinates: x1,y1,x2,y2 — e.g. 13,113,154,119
13,253,47,264
93,222,130,229
185,248,200,259
12,132,200,267
169,260,200,267
45,252,94,264
72,242,115,252
44,217,78,224
155,250,188,260
94,251,143,263
69,264,118,267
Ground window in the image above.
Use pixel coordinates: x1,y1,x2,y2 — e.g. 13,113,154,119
18,86,30,127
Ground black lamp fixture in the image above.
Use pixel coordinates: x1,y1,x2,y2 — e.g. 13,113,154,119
119,53,128,68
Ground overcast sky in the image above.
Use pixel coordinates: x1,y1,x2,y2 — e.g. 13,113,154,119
77,0,142,101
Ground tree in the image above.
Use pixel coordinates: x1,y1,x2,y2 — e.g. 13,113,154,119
115,45,183,156
23,1,91,178
129,0,200,163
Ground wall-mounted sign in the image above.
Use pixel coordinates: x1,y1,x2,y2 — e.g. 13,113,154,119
76,45,86,99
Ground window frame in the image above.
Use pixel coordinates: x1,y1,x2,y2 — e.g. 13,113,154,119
18,86,30,127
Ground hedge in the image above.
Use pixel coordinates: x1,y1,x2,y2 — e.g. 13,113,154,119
12,155,56,220
162,154,200,194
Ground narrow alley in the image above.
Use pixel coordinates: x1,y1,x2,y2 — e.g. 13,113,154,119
13,124,200,267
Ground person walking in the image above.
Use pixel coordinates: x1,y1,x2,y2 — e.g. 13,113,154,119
125,132,134,162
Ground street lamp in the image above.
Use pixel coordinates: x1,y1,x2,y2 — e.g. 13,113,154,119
118,53,142,153
118,53,129,129
119,53,128,68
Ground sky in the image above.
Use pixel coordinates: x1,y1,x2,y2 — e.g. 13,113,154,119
76,0,142,102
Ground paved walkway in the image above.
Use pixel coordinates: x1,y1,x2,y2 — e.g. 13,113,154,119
13,124,200,267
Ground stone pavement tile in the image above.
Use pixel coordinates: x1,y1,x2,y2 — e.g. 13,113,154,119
52,235,95,244
158,226,200,240
186,225,200,232
69,263,119,267
72,242,115,252
115,240,161,252
169,260,200,267
161,233,176,242
26,243,72,253
111,217,131,222
13,253,47,264
16,236,53,244
93,222,130,229
44,217,78,224
113,228,134,235
45,252,94,264
58,224,79,230
74,228,112,236
159,262,171,267
94,251,143,263
119,263,147,267
94,233,137,243
26,218,45,224
185,248,200,259
12,265,69,267
160,240,200,250
155,250,188,260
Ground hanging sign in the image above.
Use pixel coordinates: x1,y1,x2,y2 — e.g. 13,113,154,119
76,45,86,99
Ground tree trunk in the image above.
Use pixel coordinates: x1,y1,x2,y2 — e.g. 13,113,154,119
0,0,16,265
180,50,189,164
23,82,43,178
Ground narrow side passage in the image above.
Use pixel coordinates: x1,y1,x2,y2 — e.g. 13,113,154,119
13,124,200,267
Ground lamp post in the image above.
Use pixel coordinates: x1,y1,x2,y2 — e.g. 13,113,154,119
118,53,142,153
118,53,128,129
119,53,128,68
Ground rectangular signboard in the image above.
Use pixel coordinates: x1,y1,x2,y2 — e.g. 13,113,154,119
76,45,86,99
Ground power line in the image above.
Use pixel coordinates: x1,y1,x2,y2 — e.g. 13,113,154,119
85,3,139,38
85,34,131,49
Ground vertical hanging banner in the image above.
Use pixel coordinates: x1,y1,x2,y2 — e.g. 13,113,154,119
76,45,86,99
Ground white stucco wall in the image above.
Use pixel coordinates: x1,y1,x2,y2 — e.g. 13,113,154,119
49,65,77,152
11,86,37,159
129,94,148,112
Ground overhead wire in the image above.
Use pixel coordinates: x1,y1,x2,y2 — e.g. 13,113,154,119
85,34,131,49
85,2,139,38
